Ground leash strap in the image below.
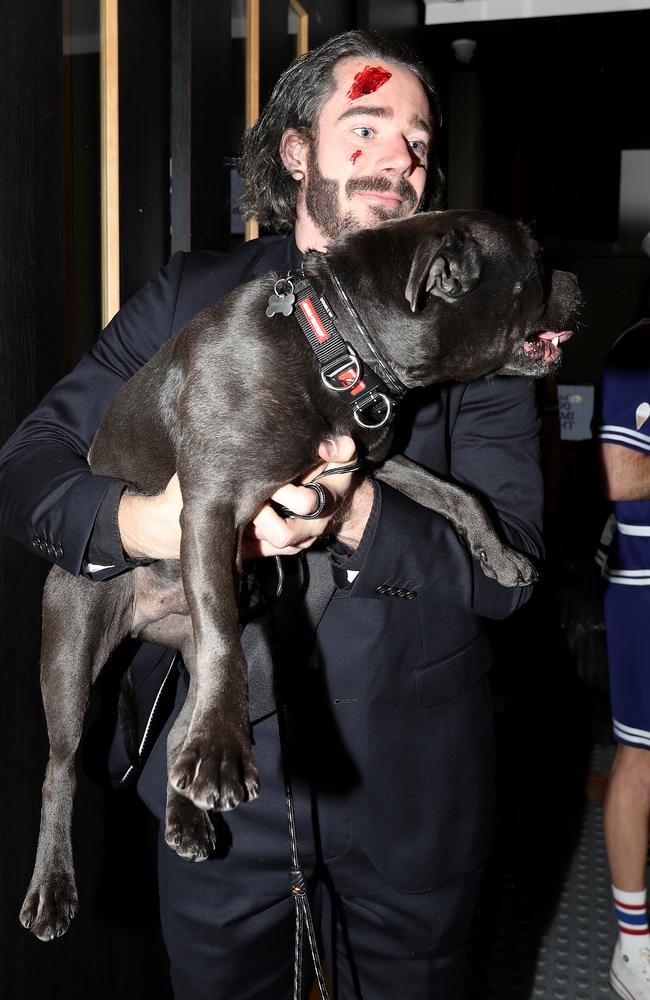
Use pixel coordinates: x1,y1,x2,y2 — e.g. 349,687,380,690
271,460,363,522
276,701,331,1000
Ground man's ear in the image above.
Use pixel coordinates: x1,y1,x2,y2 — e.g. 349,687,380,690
279,129,309,181
405,227,482,312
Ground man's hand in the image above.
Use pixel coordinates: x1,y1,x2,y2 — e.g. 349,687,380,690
243,437,374,557
118,436,375,561
118,473,184,561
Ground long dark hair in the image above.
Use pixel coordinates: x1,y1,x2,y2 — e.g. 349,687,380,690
239,30,444,233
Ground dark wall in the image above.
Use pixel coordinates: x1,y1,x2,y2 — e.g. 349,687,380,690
170,0,235,255
120,0,171,301
0,4,171,998
357,0,419,36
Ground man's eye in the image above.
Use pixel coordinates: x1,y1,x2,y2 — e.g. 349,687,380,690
353,127,374,139
410,139,428,154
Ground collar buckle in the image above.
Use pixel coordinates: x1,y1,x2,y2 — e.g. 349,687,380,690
320,351,362,392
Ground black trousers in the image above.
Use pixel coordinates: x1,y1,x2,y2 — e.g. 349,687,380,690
138,680,484,1000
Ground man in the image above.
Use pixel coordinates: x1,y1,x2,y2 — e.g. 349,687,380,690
597,233,650,1000
0,30,543,999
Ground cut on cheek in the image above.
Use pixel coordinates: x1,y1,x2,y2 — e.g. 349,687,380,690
347,65,392,100
350,150,362,165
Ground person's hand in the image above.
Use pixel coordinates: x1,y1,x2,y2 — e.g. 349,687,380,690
118,436,374,561
118,473,184,560
242,437,372,558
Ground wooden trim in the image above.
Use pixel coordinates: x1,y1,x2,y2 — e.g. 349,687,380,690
245,0,260,241
288,0,309,56
100,0,120,325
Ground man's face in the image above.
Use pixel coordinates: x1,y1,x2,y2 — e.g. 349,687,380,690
287,57,432,248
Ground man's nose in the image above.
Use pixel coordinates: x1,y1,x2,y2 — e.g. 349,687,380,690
376,135,415,175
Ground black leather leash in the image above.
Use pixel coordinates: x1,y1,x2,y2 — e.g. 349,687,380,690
275,699,330,1000
271,459,362,523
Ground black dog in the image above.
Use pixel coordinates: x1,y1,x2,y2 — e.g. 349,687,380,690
20,210,580,940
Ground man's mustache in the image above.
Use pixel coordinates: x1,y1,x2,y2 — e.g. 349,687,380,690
345,175,418,209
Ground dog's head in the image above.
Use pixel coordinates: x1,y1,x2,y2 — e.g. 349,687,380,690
329,210,581,386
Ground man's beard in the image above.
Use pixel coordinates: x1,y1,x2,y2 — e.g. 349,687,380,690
304,153,420,243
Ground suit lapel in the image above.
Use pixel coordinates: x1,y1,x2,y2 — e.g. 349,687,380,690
301,549,336,632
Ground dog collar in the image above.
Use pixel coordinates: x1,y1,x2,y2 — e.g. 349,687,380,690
324,263,407,401
266,269,404,430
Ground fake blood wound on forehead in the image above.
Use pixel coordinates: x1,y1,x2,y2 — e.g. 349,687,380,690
347,65,392,100
350,150,362,165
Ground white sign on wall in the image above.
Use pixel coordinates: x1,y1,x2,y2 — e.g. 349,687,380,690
558,384,595,441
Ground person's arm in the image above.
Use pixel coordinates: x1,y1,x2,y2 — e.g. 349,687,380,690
0,253,189,576
600,445,650,501
597,325,650,503
335,375,544,620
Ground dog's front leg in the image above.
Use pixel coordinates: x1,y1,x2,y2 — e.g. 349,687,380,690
375,454,537,587
168,493,259,811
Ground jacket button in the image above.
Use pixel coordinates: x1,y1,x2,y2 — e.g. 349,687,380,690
55,546,63,559
396,589,407,598
375,585,387,595
405,591,416,600
32,538,40,549
385,586,397,596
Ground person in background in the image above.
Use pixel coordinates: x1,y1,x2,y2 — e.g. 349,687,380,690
597,231,650,1000
0,30,544,999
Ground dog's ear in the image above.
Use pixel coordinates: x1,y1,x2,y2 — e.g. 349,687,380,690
405,227,482,312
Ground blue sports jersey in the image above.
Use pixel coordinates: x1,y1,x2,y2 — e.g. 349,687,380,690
596,318,650,586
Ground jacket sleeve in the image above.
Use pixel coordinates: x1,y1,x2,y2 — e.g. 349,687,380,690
348,375,544,619
0,252,188,576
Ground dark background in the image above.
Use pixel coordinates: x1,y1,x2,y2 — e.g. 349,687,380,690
1,1,649,996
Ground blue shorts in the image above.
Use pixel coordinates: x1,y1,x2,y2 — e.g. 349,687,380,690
605,582,650,749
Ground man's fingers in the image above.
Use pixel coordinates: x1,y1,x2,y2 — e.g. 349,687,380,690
270,483,324,518
318,435,357,464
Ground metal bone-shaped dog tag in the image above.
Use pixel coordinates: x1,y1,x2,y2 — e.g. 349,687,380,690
266,290,295,318
266,278,295,318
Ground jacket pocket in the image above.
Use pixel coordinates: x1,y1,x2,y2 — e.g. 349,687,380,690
415,634,491,708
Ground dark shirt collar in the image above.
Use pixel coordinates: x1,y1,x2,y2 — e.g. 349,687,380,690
290,231,305,268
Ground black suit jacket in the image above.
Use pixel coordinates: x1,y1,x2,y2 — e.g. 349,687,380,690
0,233,544,891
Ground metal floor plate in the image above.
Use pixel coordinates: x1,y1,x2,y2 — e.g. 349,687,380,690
469,744,623,999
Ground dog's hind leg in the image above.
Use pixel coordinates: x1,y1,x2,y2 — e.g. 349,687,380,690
165,682,218,862
20,567,134,940
375,454,537,587
138,609,217,862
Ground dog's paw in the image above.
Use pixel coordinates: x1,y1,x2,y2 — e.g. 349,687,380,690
165,793,217,861
19,872,78,941
478,544,538,588
169,737,260,812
